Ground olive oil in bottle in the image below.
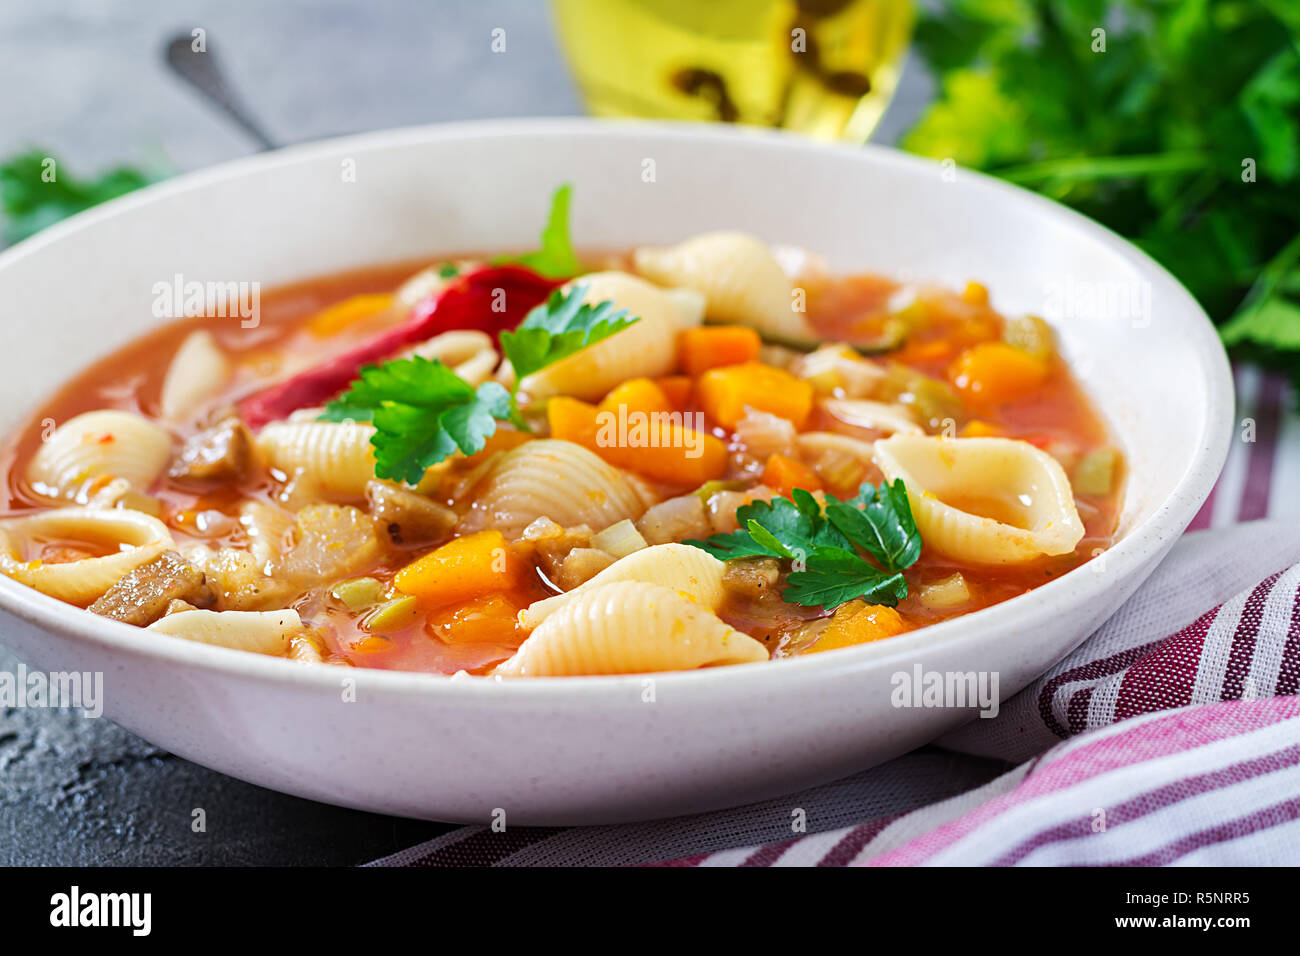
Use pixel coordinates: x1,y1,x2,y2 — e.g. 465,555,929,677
550,0,913,142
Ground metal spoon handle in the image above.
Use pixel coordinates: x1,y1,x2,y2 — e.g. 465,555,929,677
163,34,279,151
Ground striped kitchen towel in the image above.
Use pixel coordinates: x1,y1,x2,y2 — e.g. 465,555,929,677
368,368,1299,867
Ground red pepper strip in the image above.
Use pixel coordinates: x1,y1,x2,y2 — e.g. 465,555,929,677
239,265,562,428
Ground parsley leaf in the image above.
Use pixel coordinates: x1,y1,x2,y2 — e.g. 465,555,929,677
321,356,510,485
683,527,775,560
825,479,922,573
499,283,637,381
685,490,850,562
0,149,162,243
783,547,910,609
686,481,923,609
512,183,581,279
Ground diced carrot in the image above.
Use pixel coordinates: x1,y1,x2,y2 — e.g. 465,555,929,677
654,375,693,410
961,281,989,306
547,395,603,449
896,338,955,364
761,453,823,498
426,593,524,646
948,342,1049,405
807,601,908,654
599,378,673,419
696,362,814,429
547,394,727,486
348,635,392,654
394,530,523,608
634,424,728,486
307,294,393,337
959,419,1003,438
678,325,762,376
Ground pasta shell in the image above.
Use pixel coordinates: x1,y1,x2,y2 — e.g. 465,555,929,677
450,347,500,387
473,439,655,537
520,542,725,629
402,329,498,387
632,231,815,341
148,609,301,656
519,271,704,401
0,507,174,604
28,410,171,501
159,330,231,421
256,420,415,497
496,581,768,676
873,435,1085,565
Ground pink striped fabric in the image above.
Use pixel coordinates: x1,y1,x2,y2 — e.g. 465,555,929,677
367,369,1299,867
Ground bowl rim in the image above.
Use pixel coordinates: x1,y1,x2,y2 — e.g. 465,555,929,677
0,117,1234,701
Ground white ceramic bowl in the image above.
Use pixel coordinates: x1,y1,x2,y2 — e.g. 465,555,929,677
0,120,1231,824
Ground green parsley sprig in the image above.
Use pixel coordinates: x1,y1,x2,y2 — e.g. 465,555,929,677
500,285,635,380
686,481,922,609
0,150,162,244
903,0,1300,397
321,282,638,484
319,356,512,485
508,183,581,279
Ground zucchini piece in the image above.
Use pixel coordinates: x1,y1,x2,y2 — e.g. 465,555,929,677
1072,447,1118,496
1002,315,1055,362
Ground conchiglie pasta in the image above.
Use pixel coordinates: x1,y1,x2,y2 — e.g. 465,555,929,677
518,271,704,401
473,439,655,537
257,421,391,497
873,435,1085,565
28,410,171,501
0,507,174,604
403,330,499,385
159,330,231,421
147,608,302,655
520,542,726,629
632,231,815,342
496,581,768,676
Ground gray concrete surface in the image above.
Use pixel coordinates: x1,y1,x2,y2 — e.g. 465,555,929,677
0,0,935,865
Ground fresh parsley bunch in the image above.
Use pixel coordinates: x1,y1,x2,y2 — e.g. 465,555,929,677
687,481,922,609
0,150,161,244
321,283,637,484
904,0,1300,391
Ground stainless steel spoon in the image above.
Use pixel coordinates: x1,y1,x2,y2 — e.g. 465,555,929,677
163,33,279,151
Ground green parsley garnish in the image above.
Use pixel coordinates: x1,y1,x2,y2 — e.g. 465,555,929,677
686,481,922,609
511,183,581,279
321,282,640,485
903,0,1300,397
320,356,511,485
500,283,636,381
0,149,161,244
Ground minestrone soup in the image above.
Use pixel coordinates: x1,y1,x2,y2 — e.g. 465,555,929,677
0,189,1122,676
